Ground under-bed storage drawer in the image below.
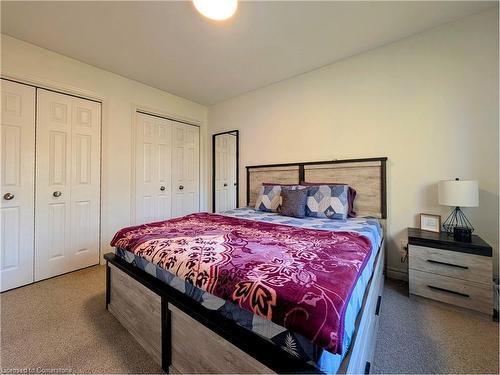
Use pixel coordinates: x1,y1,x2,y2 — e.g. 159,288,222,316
169,303,273,374
108,264,162,365
409,269,492,314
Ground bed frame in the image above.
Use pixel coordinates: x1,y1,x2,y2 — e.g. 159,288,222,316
105,156,387,374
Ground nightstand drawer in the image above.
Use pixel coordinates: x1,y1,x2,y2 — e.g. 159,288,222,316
409,245,492,285
409,269,492,314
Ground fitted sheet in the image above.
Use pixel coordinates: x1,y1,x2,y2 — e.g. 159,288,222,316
115,208,382,373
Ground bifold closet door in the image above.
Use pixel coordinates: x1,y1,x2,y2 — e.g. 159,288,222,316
172,123,200,218
215,134,236,213
0,80,35,292
227,134,237,210
215,135,229,213
135,113,172,224
35,89,101,281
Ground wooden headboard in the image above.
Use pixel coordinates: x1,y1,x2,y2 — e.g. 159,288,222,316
246,157,387,218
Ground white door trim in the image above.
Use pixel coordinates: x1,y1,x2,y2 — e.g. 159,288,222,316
129,104,202,227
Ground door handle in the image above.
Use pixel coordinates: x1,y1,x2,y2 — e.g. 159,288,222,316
223,183,228,187
53,191,62,198
160,186,166,191
179,185,184,190
234,183,237,186
3,193,14,200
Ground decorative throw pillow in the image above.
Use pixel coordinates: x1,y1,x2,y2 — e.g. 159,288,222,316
301,182,357,217
255,185,281,212
279,187,309,218
305,184,349,220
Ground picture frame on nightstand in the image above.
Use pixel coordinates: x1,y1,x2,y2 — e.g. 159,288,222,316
420,213,441,233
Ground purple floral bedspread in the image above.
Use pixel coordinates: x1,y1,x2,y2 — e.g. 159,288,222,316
110,212,372,354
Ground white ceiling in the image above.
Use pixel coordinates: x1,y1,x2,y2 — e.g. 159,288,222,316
1,1,496,105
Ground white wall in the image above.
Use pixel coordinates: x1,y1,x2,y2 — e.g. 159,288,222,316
208,9,499,278
1,35,208,259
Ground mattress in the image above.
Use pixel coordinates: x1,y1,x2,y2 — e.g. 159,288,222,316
115,208,383,373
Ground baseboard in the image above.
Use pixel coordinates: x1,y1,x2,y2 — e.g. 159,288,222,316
386,266,408,281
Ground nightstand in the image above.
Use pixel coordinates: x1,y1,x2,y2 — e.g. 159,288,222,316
408,228,493,315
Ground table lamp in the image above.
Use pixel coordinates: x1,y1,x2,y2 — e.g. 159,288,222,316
438,178,478,236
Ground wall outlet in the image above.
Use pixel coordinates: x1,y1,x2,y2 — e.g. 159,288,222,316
399,239,408,253
400,239,408,263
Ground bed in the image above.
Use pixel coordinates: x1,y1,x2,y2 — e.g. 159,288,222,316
104,157,387,374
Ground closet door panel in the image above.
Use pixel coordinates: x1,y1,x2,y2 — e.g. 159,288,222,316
156,119,172,221
172,124,199,217
184,127,198,214
35,90,100,281
135,113,172,224
171,124,185,218
0,80,35,291
35,89,72,281
136,113,156,224
69,97,100,271
215,136,222,212
215,135,229,213
228,134,237,210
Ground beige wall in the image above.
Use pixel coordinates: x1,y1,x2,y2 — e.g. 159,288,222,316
208,9,499,278
1,35,208,259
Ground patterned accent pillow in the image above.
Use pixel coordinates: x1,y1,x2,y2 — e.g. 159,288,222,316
279,188,309,218
306,185,349,220
255,185,281,212
301,182,357,218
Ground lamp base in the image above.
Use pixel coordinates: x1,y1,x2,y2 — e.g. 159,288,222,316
442,206,474,235
453,227,472,242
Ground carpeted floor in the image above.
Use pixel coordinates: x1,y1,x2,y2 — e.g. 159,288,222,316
0,266,498,374
372,279,499,374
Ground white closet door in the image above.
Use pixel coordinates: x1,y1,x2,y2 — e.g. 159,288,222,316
35,89,100,281
228,134,237,210
172,123,199,217
68,96,101,272
135,113,172,224
0,80,35,291
215,135,229,213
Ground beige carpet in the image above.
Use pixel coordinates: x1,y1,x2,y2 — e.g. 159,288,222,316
0,266,498,374
372,279,499,374
1,265,162,374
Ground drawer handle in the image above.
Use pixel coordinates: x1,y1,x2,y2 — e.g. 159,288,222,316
427,285,470,298
364,361,371,374
426,259,468,270
375,295,382,316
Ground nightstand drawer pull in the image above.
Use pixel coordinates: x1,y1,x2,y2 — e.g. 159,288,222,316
364,361,371,374
375,295,382,316
427,285,470,298
426,259,468,269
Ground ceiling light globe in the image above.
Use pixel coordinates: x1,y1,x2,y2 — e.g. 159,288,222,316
193,0,238,21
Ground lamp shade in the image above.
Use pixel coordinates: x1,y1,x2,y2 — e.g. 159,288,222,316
438,179,479,207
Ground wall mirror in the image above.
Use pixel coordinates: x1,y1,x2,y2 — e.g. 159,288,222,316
212,130,239,213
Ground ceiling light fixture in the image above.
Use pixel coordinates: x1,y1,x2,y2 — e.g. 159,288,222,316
193,0,238,21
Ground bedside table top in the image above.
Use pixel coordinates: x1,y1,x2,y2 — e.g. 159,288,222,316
408,228,492,257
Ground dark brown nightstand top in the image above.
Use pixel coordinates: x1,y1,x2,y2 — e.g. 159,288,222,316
408,228,492,257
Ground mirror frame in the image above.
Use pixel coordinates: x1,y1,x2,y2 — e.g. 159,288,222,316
212,130,239,213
